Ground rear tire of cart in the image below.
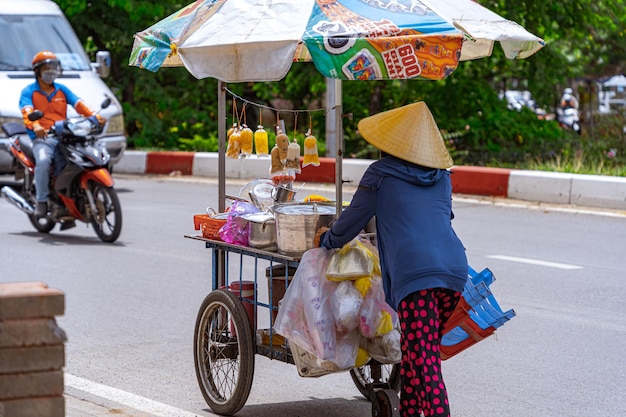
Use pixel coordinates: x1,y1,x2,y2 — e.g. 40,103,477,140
350,359,400,400
194,289,255,416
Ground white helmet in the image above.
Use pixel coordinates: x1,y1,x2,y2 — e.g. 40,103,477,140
564,88,573,95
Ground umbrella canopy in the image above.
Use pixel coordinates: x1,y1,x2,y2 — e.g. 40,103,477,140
129,0,544,82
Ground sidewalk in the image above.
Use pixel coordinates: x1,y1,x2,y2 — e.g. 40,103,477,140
115,150,626,211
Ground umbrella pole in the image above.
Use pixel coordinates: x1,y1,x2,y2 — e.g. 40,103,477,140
218,81,227,212
216,81,227,287
330,78,343,218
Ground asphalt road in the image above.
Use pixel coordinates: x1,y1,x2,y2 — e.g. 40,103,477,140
1,174,625,417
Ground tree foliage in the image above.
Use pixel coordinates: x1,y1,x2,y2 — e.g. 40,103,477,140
55,0,626,166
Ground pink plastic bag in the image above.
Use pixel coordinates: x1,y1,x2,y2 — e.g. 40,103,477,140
218,201,258,245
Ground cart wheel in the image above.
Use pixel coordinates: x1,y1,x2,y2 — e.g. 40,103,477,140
350,359,400,400
372,388,401,417
194,289,255,416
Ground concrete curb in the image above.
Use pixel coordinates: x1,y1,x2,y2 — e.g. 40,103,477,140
115,150,626,210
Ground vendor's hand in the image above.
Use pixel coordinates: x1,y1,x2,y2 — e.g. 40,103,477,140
33,123,47,139
96,114,107,127
314,226,329,248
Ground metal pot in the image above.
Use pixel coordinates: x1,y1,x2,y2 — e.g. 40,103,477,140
243,212,277,251
271,202,336,257
271,185,296,203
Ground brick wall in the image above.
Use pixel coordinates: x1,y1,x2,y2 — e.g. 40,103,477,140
0,282,66,417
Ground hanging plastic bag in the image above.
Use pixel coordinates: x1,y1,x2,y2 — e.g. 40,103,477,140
326,238,380,281
239,124,253,157
274,248,337,360
361,327,401,364
285,138,301,173
302,130,320,167
226,127,241,159
332,280,363,334
358,276,398,338
254,125,269,157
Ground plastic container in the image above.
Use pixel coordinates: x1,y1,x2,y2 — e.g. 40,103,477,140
227,280,256,334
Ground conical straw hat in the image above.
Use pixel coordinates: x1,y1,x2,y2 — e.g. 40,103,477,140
357,102,453,169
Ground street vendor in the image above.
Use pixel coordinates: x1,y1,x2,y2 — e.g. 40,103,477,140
315,102,468,417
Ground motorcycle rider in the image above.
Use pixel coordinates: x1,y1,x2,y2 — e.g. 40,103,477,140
560,87,579,110
19,50,106,218
558,87,581,133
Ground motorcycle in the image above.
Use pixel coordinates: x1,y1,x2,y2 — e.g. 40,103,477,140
557,106,581,134
1,98,122,243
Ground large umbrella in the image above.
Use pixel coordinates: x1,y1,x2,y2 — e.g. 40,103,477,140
129,0,544,211
129,0,544,82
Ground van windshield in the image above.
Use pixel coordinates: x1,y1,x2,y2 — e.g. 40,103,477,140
0,14,91,71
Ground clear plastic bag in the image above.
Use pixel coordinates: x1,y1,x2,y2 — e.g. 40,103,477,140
274,248,336,360
332,280,363,334
275,247,400,375
326,238,380,281
358,276,398,338
361,327,401,364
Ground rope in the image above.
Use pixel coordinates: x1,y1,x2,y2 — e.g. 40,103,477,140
224,87,328,115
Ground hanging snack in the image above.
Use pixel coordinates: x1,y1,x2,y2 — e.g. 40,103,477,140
226,127,241,159
303,130,320,167
227,123,237,138
275,130,290,162
254,125,269,157
286,138,301,173
239,124,253,157
270,144,284,174
270,132,295,185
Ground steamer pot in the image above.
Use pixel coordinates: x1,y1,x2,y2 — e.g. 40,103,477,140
271,202,336,257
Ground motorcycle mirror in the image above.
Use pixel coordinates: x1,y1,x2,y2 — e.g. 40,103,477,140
101,97,112,109
28,110,44,122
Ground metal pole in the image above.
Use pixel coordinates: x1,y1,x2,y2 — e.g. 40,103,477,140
218,81,226,212
217,81,227,287
325,77,337,158
333,78,343,218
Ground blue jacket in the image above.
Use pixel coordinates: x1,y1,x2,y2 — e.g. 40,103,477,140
320,156,468,309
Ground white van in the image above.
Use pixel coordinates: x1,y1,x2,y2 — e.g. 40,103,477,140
0,0,126,174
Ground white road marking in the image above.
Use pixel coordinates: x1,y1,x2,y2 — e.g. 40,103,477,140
487,255,583,270
65,374,204,417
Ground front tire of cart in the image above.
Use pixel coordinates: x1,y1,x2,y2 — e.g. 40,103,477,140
194,289,255,416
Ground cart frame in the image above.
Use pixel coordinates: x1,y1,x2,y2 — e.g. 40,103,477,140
186,81,399,416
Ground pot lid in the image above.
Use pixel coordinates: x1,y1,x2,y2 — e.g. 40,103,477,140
242,212,275,223
272,202,336,215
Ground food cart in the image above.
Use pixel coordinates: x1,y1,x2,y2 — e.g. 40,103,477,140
130,1,544,415
185,83,401,416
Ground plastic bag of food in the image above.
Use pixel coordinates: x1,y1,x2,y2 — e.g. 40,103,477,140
302,131,320,167
239,125,253,157
332,281,363,334
274,248,336,360
326,238,380,281
254,125,269,157
358,276,398,338
361,327,401,364
226,127,241,159
218,201,259,245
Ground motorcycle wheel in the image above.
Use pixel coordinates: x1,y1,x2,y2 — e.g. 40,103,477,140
28,214,55,234
88,182,122,243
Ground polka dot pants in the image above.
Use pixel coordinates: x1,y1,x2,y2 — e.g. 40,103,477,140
398,289,461,417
